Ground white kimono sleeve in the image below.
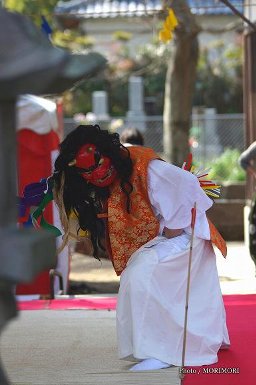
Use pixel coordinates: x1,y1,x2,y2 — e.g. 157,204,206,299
147,159,213,240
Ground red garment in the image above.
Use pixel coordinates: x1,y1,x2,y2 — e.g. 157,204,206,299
16,129,59,295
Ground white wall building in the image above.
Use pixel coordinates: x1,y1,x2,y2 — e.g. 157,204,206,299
55,0,244,58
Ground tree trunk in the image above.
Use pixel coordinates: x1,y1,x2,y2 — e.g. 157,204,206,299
163,0,201,165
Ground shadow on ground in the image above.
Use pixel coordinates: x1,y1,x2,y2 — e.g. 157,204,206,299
68,280,119,294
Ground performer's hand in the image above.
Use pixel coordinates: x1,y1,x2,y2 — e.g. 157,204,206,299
162,227,183,238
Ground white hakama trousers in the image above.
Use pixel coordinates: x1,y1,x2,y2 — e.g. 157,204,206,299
116,234,230,366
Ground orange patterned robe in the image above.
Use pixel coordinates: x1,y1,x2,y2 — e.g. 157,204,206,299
107,146,226,276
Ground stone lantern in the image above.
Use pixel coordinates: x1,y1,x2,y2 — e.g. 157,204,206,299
0,7,106,384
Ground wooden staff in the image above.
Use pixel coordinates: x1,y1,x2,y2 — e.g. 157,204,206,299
179,202,197,385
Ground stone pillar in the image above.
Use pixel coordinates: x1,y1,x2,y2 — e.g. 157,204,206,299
126,76,146,132
92,91,109,121
0,101,18,385
0,102,17,226
0,7,107,384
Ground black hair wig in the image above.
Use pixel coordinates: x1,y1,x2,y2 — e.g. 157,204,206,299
53,124,133,260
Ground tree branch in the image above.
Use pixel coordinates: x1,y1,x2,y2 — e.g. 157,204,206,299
219,0,256,31
202,20,243,34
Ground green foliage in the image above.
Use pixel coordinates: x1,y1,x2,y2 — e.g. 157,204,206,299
208,148,246,182
106,37,242,116
6,1,243,117
5,0,58,25
68,39,171,117
53,30,95,51
105,36,243,116
132,42,171,114
62,77,109,117
5,0,95,51
112,30,132,42
194,40,243,113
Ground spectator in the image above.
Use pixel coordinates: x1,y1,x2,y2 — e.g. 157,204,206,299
120,127,144,146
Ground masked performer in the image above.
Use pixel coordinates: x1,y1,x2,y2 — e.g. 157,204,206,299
52,124,229,371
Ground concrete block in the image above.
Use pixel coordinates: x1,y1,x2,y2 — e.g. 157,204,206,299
208,199,245,241
221,182,245,200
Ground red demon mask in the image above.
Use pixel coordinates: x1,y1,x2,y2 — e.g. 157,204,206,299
74,143,117,187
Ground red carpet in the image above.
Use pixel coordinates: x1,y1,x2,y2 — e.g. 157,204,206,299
186,294,256,385
18,294,256,385
17,297,117,311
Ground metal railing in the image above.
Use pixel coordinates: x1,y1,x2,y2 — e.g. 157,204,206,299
191,113,245,165
64,113,245,165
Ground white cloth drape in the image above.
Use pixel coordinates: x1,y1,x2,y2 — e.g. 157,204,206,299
116,159,230,366
147,159,213,239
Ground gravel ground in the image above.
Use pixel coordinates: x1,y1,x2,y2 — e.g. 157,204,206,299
68,242,256,295
68,253,120,294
